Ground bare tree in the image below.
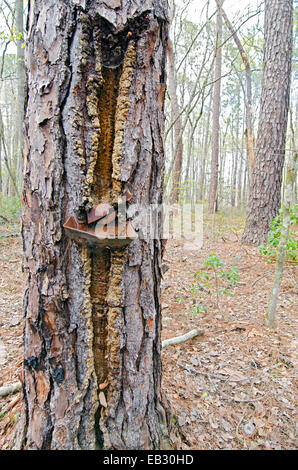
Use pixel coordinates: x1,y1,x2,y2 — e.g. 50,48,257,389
216,0,255,169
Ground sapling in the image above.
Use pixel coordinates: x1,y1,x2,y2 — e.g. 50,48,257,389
191,252,239,312
265,150,297,328
259,205,297,264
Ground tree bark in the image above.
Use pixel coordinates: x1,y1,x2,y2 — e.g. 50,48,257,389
242,0,293,245
208,0,223,213
15,0,175,451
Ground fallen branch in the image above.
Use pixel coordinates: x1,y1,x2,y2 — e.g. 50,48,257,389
251,271,273,288
0,215,10,224
0,258,20,263
236,404,250,442
178,363,269,403
1,395,21,416
0,381,21,398
220,390,269,403
162,328,204,349
178,362,228,380
0,232,20,238
239,263,257,271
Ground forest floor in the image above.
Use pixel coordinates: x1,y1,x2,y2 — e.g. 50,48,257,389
0,213,297,450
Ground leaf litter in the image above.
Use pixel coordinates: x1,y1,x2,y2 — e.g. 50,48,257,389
161,222,297,450
0,221,297,450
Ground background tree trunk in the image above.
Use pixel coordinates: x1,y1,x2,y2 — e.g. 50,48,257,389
231,92,240,207
237,102,246,207
168,39,183,204
15,0,175,450
0,107,19,196
208,0,223,213
0,138,2,193
15,0,25,186
217,0,255,170
198,92,212,201
242,0,293,245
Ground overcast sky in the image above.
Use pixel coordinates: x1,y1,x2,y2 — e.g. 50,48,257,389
177,0,264,30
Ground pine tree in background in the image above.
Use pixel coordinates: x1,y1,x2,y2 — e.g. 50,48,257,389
242,0,293,245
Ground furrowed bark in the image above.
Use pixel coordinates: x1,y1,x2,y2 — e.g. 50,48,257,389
242,0,293,245
15,0,175,450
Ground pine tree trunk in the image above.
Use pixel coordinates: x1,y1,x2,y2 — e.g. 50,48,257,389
15,0,174,450
242,0,293,245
